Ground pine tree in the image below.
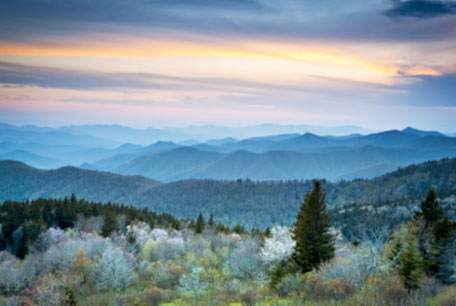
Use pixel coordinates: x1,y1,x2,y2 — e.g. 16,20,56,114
413,187,455,282
208,214,215,228
291,180,335,273
397,238,423,293
432,216,456,284
233,223,245,234
264,227,272,238
171,219,182,231
101,208,120,237
414,187,443,227
195,213,205,234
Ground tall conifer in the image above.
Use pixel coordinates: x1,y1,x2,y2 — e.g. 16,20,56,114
291,180,335,273
101,208,120,237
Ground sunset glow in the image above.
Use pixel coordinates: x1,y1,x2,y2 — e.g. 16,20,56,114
1,0,455,131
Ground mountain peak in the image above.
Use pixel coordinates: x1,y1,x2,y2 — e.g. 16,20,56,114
402,127,443,137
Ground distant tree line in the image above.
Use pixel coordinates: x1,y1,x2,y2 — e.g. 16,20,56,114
0,195,264,259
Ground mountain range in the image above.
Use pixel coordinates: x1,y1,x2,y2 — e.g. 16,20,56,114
1,122,456,181
82,129,456,181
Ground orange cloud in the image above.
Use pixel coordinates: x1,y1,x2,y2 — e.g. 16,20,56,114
404,66,442,77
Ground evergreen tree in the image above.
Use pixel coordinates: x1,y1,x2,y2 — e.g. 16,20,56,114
171,219,182,231
208,214,215,228
413,187,443,227
432,216,456,284
0,231,5,251
291,180,335,273
233,223,245,234
264,227,272,238
101,208,120,237
397,238,423,293
195,213,205,234
413,187,455,282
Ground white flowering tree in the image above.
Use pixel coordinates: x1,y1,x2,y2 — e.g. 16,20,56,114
260,226,295,264
91,245,134,291
225,238,263,280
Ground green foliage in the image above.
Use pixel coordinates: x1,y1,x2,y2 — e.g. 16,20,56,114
101,208,119,237
208,214,215,228
195,213,205,234
413,188,456,283
0,197,188,257
2,158,456,229
433,216,456,284
291,180,335,273
414,187,443,226
397,237,423,292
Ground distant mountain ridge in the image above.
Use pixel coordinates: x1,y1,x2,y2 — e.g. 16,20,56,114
2,122,456,181
1,158,456,228
82,129,456,181
0,122,373,144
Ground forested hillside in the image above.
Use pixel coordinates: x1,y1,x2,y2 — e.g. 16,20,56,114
2,158,456,228
0,188,455,305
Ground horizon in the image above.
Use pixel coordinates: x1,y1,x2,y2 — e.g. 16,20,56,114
2,120,455,136
1,0,456,132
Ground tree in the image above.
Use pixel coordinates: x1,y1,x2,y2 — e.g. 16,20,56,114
397,238,423,293
101,208,119,237
432,216,456,284
179,267,208,305
91,245,133,290
208,214,215,228
291,180,335,273
195,213,205,234
171,219,182,231
413,187,456,282
413,187,443,227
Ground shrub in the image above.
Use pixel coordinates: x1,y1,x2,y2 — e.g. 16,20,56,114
275,273,307,297
0,258,35,295
167,265,186,287
435,288,456,306
313,278,356,301
144,287,164,306
381,281,408,306
4,295,34,306
419,277,442,297
303,272,321,298
240,288,257,306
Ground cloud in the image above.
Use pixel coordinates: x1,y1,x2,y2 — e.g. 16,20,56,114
2,0,456,46
384,0,456,18
0,61,400,104
0,0,270,43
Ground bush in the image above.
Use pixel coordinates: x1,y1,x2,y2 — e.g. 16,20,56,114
303,272,321,298
313,278,356,301
419,277,442,297
381,281,408,306
275,272,307,297
435,288,456,306
0,258,35,295
240,288,257,306
144,287,164,306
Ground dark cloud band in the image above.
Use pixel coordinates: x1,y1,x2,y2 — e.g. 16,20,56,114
384,0,456,18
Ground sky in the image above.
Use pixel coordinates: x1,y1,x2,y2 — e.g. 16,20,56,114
0,0,455,132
